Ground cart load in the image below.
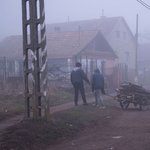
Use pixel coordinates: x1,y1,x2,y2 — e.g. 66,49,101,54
115,82,150,110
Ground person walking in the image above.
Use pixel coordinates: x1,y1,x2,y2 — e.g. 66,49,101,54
92,68,105,109
71,62,90,106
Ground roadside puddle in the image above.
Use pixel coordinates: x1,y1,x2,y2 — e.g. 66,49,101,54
112,136,123,139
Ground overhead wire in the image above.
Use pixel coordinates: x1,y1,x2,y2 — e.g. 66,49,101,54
137,0,150,10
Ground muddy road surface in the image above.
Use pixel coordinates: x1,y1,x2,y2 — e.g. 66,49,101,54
48,103,150,150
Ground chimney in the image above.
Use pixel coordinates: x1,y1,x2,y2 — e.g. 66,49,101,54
101,9,106,19
78,25,80,47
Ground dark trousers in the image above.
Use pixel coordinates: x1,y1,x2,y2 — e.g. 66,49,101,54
73,82,87,104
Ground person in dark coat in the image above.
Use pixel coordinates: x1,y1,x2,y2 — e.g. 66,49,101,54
71,62,90,106
92,68,105,109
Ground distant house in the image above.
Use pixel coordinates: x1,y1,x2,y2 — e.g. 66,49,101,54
46,16,136,73
46,30,117,80
137,43,150,85
138,43,150,74
0,30,118,87
0,36,23,80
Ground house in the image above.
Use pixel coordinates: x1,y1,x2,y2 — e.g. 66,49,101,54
138,43,150,73
46,30,117,81
0,36,23,85
137,43,150,85
0,30,118,87
46,16,136,81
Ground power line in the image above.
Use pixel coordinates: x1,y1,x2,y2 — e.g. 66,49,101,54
137,0,150,10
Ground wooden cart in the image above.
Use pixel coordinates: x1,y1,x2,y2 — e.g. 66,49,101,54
116,82,150,111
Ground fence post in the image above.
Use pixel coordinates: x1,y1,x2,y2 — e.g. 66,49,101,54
86,56,88,78
101,60,105,76
3,57,6,86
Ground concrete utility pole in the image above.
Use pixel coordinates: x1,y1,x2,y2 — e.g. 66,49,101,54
22,0,50,120
134,14,138,85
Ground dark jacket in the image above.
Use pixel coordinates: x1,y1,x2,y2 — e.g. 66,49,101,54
71,67,90,85
92,72,104,91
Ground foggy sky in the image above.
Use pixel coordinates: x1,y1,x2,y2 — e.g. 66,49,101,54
0,0,150,41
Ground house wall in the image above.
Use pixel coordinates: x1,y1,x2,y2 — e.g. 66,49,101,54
81,55,115,71
108,19,136,70
47,56,119,88
79,54,116,81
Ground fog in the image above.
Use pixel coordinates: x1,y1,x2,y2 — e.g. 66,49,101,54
0,0,150,41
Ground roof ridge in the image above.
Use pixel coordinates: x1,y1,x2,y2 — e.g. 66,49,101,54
47,30,99,35
46,16,123,25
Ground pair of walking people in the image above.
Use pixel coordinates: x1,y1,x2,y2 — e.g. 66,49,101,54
70,62,105,108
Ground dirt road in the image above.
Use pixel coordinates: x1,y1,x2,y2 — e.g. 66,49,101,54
1,93,150,150
48,103,150,150
0,94,110,131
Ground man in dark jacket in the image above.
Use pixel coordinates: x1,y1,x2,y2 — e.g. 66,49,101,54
71,62,90,106
92,68,105,109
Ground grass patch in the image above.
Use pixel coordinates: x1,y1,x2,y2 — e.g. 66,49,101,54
0,87,116,121
0,98,119,150
0,87,74,121
49,87,74,106
48,86,96,106
0,95,24,121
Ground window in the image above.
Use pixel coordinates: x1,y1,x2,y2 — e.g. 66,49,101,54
54,27,60,32
123,31,126,39
116,31,120,38
125,52,130,63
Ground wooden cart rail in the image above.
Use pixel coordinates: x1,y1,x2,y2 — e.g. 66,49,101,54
115,82,150,110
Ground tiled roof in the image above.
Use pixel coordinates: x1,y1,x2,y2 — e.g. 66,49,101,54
0,30,116,59
0,31,99,59
46,30,98,58
46,17,122,39
0,35,23,59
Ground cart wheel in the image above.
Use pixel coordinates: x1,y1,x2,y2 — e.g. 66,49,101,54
140,97,149,111
140,104,149,111
120,101,129,109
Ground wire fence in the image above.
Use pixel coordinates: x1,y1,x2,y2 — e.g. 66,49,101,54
0,57,139,91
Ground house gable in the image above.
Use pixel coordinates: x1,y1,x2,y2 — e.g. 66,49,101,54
80,31,117,59
107,18,136,69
